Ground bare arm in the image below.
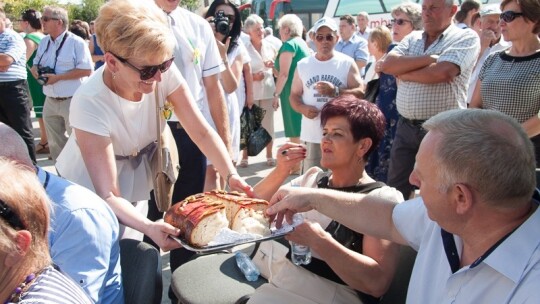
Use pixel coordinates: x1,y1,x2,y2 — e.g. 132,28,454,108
468,79,483,109
243,62,254,108
253,143,306,200
355,59,367,70
289,69,319,119
267,187,407,245
288,221,400,297
0,54,14,67
88,37,104,64
171,82,253,196
220,54,242,94
202,74,232,155
24,38,38,62
74,129,181,251
343,63,364,98
522,115,540,138
381,52,437,76
399,61,460,84
273,51,293,96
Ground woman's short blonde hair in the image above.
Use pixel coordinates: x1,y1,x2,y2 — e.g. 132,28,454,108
277,14,304,37
0,158,51,268
95,0,174,60
368,26,392,54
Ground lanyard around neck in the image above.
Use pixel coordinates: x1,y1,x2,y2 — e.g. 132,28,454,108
36,32,69,71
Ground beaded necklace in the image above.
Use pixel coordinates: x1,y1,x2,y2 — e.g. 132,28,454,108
4,273,37,304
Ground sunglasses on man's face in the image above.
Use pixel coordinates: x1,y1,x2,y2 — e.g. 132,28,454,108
391,18,412,26
315,34,335,42
499,10,524,23
111,53,175,81
41,16,60,22
0,199,26,230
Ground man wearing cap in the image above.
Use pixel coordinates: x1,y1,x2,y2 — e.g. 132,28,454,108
290,17,364,172
466,4,510,105
379,0,479,199
335,14,369,70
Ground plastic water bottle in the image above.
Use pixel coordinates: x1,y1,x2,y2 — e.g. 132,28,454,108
290,214,312,266
235,251,260,281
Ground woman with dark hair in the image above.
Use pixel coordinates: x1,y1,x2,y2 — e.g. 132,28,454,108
454,0,481,29
20,9,48,156
204,0,245,190
251,97,402,304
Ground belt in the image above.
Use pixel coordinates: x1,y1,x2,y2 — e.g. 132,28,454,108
401,117,426,127
0,79,26,87
48,96,72,101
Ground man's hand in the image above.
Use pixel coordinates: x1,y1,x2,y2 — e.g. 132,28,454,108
228,173,255,197
267,186,316,228
42,73,61,85
480,29,497,48
302,105,320,119
314,81,336,97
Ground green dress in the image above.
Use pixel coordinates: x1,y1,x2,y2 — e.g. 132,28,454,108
25,33,46,118
275,37,310,138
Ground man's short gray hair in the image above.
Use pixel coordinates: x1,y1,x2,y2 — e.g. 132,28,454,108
357,11,369,20
423,109,536,206
44,6,69,30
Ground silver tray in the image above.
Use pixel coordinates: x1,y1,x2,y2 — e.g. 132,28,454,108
171,226,293,254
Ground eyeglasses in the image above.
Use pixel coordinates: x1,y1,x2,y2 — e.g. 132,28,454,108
391,18,412,26
0,198,25,230
111,53,175,81
315,34,335,42
41,16,60,22
499,11,524,23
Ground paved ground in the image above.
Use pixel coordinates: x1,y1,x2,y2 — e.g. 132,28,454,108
35,109,291,303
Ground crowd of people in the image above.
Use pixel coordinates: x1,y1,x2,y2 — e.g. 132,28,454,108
0,0,539,303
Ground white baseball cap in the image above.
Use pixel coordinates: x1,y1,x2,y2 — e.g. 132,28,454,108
312,17,338,33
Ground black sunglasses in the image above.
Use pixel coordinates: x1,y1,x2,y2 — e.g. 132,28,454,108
391,18,412,26
41,16,60,22
0,198,25,230
315,34,335,42
111,53,175,81
500,10,524,23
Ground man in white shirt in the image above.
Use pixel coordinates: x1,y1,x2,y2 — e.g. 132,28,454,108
356,11,372,41
290,17,363,173
466,4,510,105
268,109,540,304
31,6,93,161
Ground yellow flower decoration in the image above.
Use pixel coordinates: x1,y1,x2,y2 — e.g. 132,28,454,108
189,39,200,65
162,101,173,120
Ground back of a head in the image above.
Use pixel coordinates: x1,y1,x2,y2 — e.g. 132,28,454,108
0,158,51,267
368,26,392,53
95,0,173,59
277,14,304,37
21,9,42,30
0,123,33,167
423,109,536,205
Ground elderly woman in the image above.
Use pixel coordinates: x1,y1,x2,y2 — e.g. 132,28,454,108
240,14,278,167
368,2,422,183
470,0,540,165
250,97,403,304
56,0,252,251
0,158,92,303
274,14,311,174
20,9,48,156
203,0,245,190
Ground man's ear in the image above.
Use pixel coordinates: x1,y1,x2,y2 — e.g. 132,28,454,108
453,183,473,215
4,231,32,267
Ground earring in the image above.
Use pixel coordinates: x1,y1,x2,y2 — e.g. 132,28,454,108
112,72,116,80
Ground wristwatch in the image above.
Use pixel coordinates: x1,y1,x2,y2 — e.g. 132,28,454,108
273,92,280,98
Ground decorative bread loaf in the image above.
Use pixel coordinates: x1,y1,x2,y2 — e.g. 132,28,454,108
164,190,271,247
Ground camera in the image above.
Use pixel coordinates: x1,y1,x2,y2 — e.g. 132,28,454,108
213,10,230,36
37,66,55,85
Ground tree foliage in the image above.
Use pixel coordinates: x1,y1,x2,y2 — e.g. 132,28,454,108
1,0,104,23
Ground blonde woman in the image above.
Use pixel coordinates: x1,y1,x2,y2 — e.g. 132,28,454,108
56,0,252,251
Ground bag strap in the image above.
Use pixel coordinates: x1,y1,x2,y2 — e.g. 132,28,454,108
154,84,163,166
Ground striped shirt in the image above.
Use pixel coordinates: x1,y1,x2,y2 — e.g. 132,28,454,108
16,266,93,304
392,25,480,119
0,28,27,81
